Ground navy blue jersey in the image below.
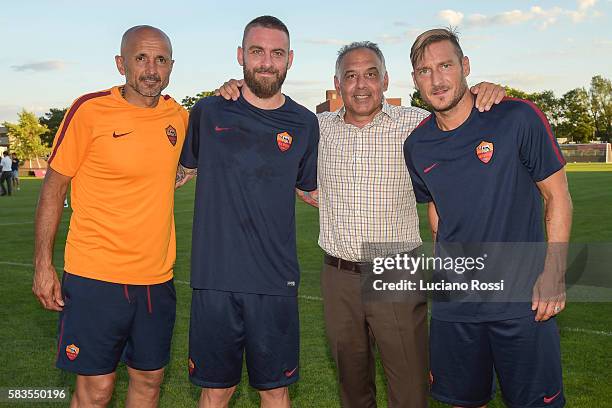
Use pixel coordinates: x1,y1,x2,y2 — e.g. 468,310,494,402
404,98,565,321
180,95,319,296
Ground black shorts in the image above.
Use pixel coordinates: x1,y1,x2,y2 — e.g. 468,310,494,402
430,315,564,408
188,289,299,390
56,272,176,375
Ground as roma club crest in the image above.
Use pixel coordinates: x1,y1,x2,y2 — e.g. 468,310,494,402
66,344,79,361
277,131,293,152
166,125,177,146
475,141,494,164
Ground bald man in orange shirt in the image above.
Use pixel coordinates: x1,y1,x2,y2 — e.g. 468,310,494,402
33,26,187,408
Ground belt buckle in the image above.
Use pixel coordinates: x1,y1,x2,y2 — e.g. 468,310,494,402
338,258,351,271
344,259,357,272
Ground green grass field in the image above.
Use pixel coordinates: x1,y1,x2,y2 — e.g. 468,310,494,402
1,164,611,407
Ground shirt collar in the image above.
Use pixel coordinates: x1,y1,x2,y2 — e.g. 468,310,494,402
381,99,399,120
333,97,398,126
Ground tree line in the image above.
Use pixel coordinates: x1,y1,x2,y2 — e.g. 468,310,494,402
3,75,610,159
411,75,612,143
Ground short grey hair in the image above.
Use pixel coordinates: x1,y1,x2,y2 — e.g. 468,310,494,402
335,41,386,78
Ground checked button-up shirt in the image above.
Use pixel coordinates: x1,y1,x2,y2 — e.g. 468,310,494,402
317,100,429,262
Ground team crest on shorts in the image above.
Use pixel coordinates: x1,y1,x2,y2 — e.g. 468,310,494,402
476,141,494,164
66,344,80,361
277,131,293,152
166,125,177,146
188,358,195,375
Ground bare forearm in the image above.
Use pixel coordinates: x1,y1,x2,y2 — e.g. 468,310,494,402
428,202,439,243
175,164,197,189
536,171,572,304
296,189,319,208
542,191,572,290
537,169,573,243
544,194,573,243
34,171,69,269
530,170,572,320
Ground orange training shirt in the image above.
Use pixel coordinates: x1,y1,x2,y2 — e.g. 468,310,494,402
48,86,188,285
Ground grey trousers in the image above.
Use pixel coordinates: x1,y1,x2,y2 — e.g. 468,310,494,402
321,262,429,408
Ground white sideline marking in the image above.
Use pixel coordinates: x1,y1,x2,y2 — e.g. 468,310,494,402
298,295,325,301
0,219,72,226
560,327,612,337
0,221,35,226
2,261,609,335
0,261,33,267
1,210,193,226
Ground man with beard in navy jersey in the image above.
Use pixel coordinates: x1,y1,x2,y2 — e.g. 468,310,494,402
176,16,318,408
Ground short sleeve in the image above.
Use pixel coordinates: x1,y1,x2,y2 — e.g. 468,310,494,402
179,103,202,169
296,115,319,191
180,107,190,129
404,138,433,203
48,100,93,177
517,102,566,182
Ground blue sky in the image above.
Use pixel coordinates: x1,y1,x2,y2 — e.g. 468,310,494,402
1,0,610,122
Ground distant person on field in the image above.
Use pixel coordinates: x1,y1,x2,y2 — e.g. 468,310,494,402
11,153,20,191
0,151,13,196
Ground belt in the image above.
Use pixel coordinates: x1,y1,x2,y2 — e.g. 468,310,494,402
324,254,371,273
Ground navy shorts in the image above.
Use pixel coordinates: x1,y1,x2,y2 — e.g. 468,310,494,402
430,315,564,408
56,272,176,375
189,289,299,390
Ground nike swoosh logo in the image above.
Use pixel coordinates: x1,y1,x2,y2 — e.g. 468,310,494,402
215,126,232,132
113,131,133,138
423,163,439,174
543,390,561,404
284,366,298,377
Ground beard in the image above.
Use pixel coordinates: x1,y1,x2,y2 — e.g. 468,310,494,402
243,65,287,99
424,78,469,113
126,69,166,98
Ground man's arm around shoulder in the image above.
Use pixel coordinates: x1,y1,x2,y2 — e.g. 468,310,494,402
296,188,319,208
175,164,197,189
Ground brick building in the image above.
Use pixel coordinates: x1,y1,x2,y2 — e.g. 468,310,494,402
316,90,401,113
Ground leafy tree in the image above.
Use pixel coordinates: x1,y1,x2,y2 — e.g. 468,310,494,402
531,90,562,129
503,86,530,100
409,90,431,112
588,75,612,142
558,88,595,143
39,107,67,147
504,87,561,133
181,91,216,111
3,110,50,159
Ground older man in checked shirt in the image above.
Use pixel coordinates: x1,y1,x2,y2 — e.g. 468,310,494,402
218,40,505,408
